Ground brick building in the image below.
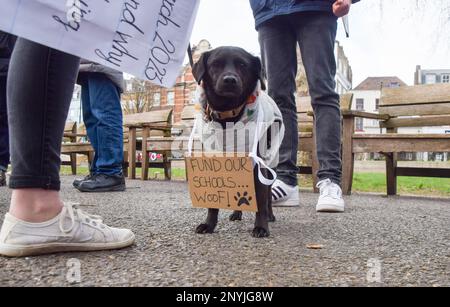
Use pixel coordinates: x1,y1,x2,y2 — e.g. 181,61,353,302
122,40,212,122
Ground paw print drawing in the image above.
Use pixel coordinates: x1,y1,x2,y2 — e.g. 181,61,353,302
235,192,253,207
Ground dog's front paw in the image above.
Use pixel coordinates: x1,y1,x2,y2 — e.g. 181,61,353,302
195,223,216,234
268,213,276,223
229,211,242,221
252,227,270,238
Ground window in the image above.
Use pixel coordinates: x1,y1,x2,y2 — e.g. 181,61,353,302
375,98,380,110
425,74,437,84
355,118,364,131
153,93,161,107
442,74,450,83
126,82,133,92
389,82,400,88
167,91,175,106
355,98,364,111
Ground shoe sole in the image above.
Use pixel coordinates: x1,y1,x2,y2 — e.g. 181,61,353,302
316,204,345,213
0,234,135,257
272,193,300,207
77,184,126,193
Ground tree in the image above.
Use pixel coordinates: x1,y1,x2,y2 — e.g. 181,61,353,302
122,78,152,114
378,0,450,41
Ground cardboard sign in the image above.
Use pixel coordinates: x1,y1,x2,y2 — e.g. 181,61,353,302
186,154,258,212
0,0,199,87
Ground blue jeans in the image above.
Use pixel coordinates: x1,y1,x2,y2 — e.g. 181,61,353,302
0,75,8,171
79,73,123,176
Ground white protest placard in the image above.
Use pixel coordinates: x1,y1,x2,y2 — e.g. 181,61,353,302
0,0,200,87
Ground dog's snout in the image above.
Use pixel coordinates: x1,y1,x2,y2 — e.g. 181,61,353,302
223,75,238,86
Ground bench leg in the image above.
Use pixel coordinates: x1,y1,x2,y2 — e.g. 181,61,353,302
342,117,355,195
123,152,129,178
163,153,171,181
70,153,77,175
141,127,150,181
386,152,398,196
128,128,137,179
87,152,94,171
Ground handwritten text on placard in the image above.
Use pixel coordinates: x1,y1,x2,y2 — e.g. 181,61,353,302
0,0,199,87
186,155,258,212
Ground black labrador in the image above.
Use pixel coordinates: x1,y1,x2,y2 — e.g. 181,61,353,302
192,46,276,238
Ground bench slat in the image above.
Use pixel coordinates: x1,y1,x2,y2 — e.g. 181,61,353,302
379,102,450,117
123,109,173,126
353,135,450,153
380,83,450,106
380,115,450,128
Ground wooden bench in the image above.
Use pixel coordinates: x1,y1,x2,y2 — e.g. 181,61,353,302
124,108,173,180
297,93,354,191
342,83,450,195
61,122,93,175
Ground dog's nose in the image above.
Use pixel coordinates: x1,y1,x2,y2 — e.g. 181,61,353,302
223,75,238,85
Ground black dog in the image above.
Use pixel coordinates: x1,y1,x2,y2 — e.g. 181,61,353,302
192,46,276,238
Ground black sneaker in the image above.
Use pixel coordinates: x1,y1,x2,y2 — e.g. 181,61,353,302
76,173,126,193
0,170,6,187
73,173,94,188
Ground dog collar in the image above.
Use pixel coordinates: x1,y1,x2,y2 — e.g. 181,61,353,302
197,82,260,122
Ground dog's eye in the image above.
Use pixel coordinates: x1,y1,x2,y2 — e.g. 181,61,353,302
211,61,223,68
237,62,247,68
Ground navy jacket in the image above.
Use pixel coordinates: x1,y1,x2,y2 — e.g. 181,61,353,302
250,0,360,29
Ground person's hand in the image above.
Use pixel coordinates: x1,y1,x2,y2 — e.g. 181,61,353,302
333,0,352,17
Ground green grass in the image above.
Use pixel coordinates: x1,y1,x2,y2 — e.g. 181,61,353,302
61,167,450,197
352,173,450,197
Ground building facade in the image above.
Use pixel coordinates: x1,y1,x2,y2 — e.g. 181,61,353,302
415,65,450,85
122,40,211,123
351,77,407,134
67,85,82,123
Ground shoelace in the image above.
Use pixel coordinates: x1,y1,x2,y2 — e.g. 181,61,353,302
59,202,105,234
317,179,342,200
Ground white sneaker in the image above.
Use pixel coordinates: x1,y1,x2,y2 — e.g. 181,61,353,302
0,202,135,257
271,179,300,207
316,179,345,213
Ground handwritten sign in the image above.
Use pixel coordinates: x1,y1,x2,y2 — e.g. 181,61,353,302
0,0,199,87
186,154,258,212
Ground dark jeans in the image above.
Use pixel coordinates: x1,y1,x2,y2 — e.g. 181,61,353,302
0,75,8,171
79,73,123,176
258,11,342,186
8,38,80,190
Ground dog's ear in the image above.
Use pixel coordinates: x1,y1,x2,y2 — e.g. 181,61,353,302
192,51,210,84
253,56,267,91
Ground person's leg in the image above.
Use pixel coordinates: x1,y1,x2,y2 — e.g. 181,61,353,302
294,12,341,185
6,39,80,221
0,75,9,174
85,74,123,176
77,73,125,192
259,17,299,186
0,75,8,187
0,39,134,257
258,16,300,206
79,76,99,175
293,12,344,212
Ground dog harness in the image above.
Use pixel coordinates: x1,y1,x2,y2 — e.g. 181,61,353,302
187,82,285,186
